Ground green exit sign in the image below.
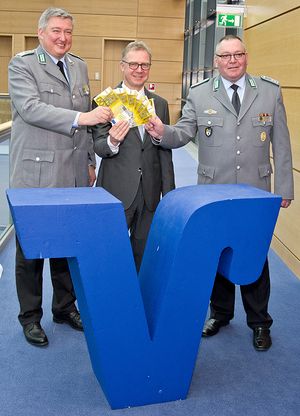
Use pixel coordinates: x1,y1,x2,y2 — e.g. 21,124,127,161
217,13,243,28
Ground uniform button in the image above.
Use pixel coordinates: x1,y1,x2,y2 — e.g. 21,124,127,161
207,120,212,125
72,95,76,99
236,150,240,155
50,89,54,93
237,136,240,140
74,146,77,150
138,168,142,172
35,157,40,162
237,165,240,170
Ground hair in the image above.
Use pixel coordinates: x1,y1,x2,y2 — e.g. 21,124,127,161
38,7,73,30
121,41,152,62
215,35,246,55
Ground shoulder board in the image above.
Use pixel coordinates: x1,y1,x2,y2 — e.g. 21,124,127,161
191,78,209,88
68,52,84,61
261,75,279,86
16,50,35,57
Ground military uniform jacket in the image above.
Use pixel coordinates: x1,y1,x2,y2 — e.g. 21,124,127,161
160,74,294,199
92,87,175,211
9,45,95,188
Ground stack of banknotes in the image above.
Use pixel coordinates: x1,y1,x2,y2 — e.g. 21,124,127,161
94,86,156,127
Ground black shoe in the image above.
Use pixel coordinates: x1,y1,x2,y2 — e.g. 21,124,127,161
53,310,83,331
23,322,49,347
202,318,229,337
253,327,272,351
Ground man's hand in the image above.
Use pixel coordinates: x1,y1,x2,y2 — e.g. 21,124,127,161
109,120,130,146
145,116,165,139
281,199,292,208
78,106,113,126
88,165,96,186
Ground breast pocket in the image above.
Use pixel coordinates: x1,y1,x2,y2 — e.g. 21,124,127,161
197,117,224,146
22,149,54,187
39,83,62,105
251,118,273,147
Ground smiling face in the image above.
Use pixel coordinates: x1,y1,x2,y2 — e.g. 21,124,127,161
120,49,151,90
214,38,248,83
38,16,73,59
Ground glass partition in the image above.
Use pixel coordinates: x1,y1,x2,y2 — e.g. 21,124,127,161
0,95,12,246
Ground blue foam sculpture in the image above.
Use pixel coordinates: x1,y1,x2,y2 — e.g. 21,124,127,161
6,184,281,409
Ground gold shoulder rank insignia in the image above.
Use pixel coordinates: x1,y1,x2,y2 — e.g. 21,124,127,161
261,75,279,86
191,78,209,88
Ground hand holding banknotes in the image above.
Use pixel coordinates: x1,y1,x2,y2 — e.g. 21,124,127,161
109,120,130,146
78,106,113,126
145,116,165,140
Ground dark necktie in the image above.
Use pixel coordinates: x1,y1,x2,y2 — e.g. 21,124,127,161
230,84,241,114
57,60,68,82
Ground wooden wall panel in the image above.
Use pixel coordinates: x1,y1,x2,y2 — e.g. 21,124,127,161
245,1,300,28
74,15,137,38
85,58,102,81
282,89,300,171
272,171,300,260
71,36,102,59
142,39,183,62
245,3,300,276
0,0,50,11
245,8,300,87
169,105,181,124
138,0,186,18
149,61,182,83
56,0,138,16
137,17,184,40
0,12,40,34
25,36,39,50
151,83,182,106
89,80,102,101
0,36,12,93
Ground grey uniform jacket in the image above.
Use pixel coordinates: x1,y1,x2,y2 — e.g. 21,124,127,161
9,45,95,188
160,74,294,199
92,87,175,211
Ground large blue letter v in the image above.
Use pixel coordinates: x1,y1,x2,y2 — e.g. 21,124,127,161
7,184,281,409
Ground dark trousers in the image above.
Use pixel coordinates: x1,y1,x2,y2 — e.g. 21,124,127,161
210,259,273,329
125,182,154,272
16,238,77,326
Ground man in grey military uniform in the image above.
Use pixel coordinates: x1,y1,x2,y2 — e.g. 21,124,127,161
8,7,113,347
145,35,294,351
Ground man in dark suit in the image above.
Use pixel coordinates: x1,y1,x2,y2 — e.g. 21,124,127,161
92,41,175,271
9,7,112,347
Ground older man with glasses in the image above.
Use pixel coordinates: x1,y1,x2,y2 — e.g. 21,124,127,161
92,41,175,272
145,34,294,351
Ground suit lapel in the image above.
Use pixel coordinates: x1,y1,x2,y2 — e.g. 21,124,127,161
66,54,76,91
213,77,236,116
238,74,258,121
213,75,258,120
36,46,69,86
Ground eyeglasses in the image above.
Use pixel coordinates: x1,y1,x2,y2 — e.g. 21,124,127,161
216,53,246,61
122,61,151,70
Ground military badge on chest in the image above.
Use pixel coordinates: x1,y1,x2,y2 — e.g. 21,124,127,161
205,127,212,137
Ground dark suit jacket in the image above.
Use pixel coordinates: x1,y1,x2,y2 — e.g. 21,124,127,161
92,86,175,210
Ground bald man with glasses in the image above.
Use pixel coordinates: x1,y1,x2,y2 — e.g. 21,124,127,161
145,35,294,351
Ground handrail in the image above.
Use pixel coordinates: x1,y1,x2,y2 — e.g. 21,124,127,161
0,120,12,134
